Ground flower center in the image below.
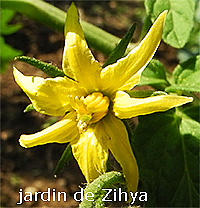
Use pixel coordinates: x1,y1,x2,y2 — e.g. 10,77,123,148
70,92,110,133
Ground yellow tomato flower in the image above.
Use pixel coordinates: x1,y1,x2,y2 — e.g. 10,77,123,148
13,3,193,194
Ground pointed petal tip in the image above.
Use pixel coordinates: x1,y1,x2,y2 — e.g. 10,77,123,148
68,2,78,16
13,67,26,89
13,66,20,78
162,10,168,15
178,96,193,104
186,96,193,103
151,10,168,32
65,1,83,37
156,10,168,25
161,10,168,22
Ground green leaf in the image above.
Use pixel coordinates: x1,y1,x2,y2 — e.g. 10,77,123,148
138,59,170,90
0,9,22,72
132,107,199,207
1,9,22,35
102,23,137,68
166,55,200,92
54,144,73,176
173,55,200,84
182,106,200,122
80,171,125,208
165,81,200,93
178,3,200,62
15,56,67,78
145,0,196,48
0,36,22,73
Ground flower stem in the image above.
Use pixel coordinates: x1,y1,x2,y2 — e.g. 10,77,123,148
1,0,130,56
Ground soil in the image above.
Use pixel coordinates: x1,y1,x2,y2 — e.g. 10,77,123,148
1,1,179,207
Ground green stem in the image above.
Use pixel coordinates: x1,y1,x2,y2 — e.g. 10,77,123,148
80,171,125,208
1,0,133,56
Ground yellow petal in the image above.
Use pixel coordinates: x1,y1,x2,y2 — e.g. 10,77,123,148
99,113,139,194
13,67,86,116
100,11,167,95
71,126,109,183
19,111,79,148
13,66,44,93
118,70,142,91
62,3,102,93
113,91,193,119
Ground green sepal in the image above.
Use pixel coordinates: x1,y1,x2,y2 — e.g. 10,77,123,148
23,104,35,113
54,144,73,176
80,171,125,208
102,23,137,68
14,56,66,78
